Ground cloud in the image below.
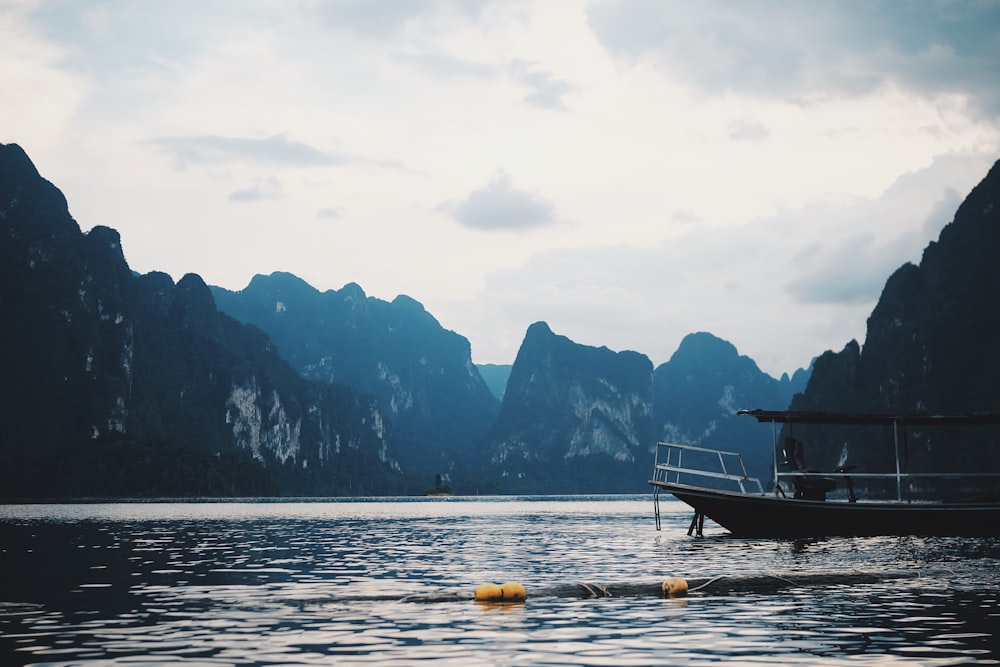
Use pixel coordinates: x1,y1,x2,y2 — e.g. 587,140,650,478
10,1,998,381
782,180,963,306
772,167,967,307
24,1,212,76
437,172,556,231
919,187,961,239
671,209,702,224
392,50,496,79
229,176,283,202
586,0,1000,115
317,0,494,38
392,52,573,110
729,120,770,142
509,60,574,110
784,232,900,305
145,134,357,169
441,153,991,375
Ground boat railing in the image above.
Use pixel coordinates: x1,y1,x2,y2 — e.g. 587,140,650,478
740,408,1000,503
652,441,764,495
774,469,1000,503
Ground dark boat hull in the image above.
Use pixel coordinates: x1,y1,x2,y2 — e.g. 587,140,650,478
651,481,1000,538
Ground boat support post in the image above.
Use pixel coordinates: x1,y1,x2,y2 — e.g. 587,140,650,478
893,418,902,502
687,512,705,537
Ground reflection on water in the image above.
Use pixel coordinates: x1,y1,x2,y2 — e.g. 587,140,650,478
1,496,997,666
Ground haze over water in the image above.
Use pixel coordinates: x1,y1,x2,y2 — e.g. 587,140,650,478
1,496,997,665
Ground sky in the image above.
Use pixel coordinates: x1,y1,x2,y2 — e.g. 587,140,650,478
3,0,1000,378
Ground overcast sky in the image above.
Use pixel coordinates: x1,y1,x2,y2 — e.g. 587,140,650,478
4,1,1000,377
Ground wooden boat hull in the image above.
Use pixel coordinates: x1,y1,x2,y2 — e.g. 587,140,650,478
651,481,1000,538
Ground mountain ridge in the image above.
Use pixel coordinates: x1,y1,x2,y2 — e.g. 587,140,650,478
0,142,402,498
7,140,995,497
789,157,1000,479
210,271,500,489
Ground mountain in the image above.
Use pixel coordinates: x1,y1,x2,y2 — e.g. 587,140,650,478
653,332,809,482
479,326,809,493
0,143,401,498
479,322,655,493
210,273,499,488
20,139,996,499
476,363,512,400
790,158,1000,478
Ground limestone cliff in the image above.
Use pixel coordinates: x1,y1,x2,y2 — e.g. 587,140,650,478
654,332,808,481
479,322,654,493
0,143,400,497
211,272,499,488
791,158,1000,476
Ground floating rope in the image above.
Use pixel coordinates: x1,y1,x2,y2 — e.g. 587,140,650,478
577,582,613,598
313,570,916,605
687,574,728,592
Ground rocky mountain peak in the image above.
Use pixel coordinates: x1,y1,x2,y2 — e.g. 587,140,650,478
1,145,402,497
480,322,654,492
211,271,499,489
0,143,77,239
791,158,1000,475
0,143,41,181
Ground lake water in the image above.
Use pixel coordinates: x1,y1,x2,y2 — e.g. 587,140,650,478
0,495,997,666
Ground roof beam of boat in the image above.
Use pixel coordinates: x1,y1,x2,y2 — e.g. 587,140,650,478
737,409,1000,426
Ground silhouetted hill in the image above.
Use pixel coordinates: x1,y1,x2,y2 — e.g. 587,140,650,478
211,272,499,489
653,332,808,481
791,158,1000,481
0,143,401,498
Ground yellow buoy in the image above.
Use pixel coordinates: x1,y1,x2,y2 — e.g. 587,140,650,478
473,581,527,602
473,583,502,601
661,577,688,596
499,581,527,601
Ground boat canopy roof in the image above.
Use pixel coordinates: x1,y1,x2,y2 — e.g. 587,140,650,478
738,409,1000,426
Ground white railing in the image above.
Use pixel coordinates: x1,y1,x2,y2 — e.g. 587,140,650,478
652,441,764,495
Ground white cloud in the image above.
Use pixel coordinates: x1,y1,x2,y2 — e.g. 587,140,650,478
729,120,770,142
586,0,1000,116
229,176,284,202
509,60,574,110
4,1,999,379
433,152,995,375
145,134,357,168
437,172,557,231
316,0,494,38
391,50,496,79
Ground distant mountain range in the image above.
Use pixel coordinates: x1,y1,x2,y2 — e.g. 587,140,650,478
476,364,511,401
471,324,806,493
0,144,400,498
210,273,499,485
2,140,998,496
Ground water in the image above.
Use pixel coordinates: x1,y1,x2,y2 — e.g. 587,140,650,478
0,496,997,666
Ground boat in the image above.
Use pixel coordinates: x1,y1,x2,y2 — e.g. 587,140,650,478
649,409,1000,538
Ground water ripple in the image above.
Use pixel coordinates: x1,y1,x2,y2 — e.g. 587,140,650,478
1,497,998,665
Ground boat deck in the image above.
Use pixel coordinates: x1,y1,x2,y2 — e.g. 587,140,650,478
650,410,1000,538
